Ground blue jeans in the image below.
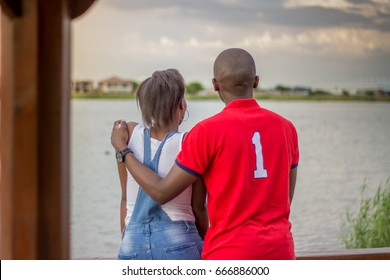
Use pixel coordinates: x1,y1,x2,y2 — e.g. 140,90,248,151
118,221,203,260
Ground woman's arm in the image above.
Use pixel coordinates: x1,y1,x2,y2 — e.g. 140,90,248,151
191,177,209,240
117,162,127,233
115,121,138,233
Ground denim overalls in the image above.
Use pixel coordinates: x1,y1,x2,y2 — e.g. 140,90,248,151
118,128,203,260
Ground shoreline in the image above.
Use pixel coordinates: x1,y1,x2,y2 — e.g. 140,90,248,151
71,93,390,102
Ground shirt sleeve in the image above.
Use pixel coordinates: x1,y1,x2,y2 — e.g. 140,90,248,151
175,123,212,176
291,123,299,169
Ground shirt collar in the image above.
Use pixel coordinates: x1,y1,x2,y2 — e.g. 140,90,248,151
224,98,260,110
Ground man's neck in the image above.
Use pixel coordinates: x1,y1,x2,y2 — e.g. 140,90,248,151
220,89,253,105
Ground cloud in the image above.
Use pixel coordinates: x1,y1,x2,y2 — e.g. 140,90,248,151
240,28,390,55
214,0,243,5
160,37,176,47
103,0,390,30
284,0,390,18
72,0,390,87
184,37,225,49
284,0,351,10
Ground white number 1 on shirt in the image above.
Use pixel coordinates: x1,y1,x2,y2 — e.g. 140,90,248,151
252,132,268,178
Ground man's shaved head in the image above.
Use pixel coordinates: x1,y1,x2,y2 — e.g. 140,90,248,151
213,48,257,90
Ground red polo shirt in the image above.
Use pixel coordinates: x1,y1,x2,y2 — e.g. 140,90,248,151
176,99,299,259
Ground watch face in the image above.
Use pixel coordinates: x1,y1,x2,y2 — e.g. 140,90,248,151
116,151,123,163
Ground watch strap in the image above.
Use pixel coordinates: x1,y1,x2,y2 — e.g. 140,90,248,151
117,147,132,163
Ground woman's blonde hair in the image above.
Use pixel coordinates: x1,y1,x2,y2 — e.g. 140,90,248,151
136,69,185,129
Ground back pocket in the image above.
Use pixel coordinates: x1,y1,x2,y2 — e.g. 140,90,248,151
164,242,201,260
118,252,138,260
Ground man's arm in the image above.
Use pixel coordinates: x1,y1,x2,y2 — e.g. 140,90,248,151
289,167,298,204
191,177,209,240
111,120,198,205
125,155,198,205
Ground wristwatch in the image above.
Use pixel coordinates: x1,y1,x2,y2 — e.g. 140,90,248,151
116,147,132,163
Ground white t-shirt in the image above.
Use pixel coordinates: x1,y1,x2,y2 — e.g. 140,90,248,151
124,124,195,225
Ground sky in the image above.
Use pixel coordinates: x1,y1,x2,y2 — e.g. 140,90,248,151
72,0,390,89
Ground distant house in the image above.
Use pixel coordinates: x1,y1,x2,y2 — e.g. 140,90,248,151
98,76,134,94
72,79,94,93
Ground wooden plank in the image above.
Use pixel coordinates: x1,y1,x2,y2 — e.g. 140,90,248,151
0,0,40,260
36,0,70,259
0,7,15,260
13,0,40,260
297,248,390,260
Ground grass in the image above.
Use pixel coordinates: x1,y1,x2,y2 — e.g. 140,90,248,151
71,93,136,99
340,179,390,249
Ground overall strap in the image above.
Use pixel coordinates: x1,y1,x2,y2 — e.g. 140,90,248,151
130,128,176,224
143,128,176,172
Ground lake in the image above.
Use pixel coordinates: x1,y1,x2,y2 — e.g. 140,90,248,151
70,99,390,259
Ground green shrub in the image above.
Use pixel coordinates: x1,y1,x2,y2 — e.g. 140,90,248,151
341,179,390,249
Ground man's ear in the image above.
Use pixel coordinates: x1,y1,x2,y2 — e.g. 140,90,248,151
212,78,219,91
253,75,260,89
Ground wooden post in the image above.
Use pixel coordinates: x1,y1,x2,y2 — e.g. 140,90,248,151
36,0,71,259
0,0,95,260
1,0,39,260
0,3,16,260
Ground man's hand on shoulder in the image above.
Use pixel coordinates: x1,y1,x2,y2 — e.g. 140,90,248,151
111,120,129,151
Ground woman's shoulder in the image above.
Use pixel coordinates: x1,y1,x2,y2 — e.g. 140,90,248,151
176,131,187,147
126,121,139,134
126,122,142,145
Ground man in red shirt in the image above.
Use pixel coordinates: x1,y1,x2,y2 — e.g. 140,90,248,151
112,48,299,259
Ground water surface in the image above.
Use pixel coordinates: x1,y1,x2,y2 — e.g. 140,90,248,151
71,99,390,258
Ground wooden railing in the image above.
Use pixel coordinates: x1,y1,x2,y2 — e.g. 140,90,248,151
83,248,390,260
297,247,390,260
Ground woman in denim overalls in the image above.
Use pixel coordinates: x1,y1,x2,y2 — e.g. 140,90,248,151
115,69,208,260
